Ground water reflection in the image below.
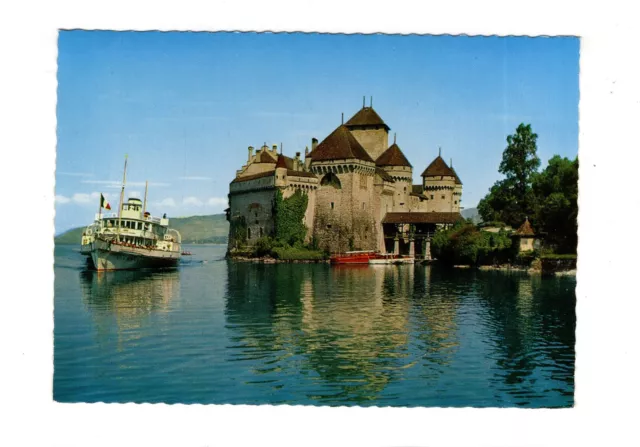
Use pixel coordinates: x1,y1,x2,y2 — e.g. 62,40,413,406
224,264,575,407
226,264,418,404
410,266,461,372
79,269,181,348
475,271,575,406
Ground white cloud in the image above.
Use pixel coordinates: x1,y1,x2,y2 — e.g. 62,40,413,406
82,180,170,188
56,191,115,206
55,195,71,204
179,176,212,181
183,196,203,207
57,172,93,177
72,193,95,204
207,197,228,207
157,198,176,208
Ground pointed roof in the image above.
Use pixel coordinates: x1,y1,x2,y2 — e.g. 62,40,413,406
275,154,288,169
421,155,456,177
309,125,374,163
515,218,535,236
375,143,412,168
450,166,463,185
344,106,390,131
257,150,276,163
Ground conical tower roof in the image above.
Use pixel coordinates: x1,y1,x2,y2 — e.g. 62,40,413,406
309,125,374,162
375,143,412,168
421,155,456,177
515,218,535,236
275,154,288,169
344,106,390,131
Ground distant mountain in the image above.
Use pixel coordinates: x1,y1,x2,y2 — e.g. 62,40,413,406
461,207,481,224
55,214,229,245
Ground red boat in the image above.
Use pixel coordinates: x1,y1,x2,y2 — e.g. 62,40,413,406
330,250,381,264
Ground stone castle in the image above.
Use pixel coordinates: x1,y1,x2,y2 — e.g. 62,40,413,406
226,102,464,258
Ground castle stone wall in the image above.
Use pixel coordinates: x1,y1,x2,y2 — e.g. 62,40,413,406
228,188,276,250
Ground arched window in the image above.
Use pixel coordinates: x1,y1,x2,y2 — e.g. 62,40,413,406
247,228,252,239
320,172,342,189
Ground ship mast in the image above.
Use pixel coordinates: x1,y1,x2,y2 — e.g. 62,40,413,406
116,155,128,242
142,180,148,214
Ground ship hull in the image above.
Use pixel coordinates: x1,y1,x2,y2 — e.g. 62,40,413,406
329,251,382,265
80,243,95,269
90,239,181,271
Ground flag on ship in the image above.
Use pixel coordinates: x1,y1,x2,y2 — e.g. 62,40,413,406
100,194,111,210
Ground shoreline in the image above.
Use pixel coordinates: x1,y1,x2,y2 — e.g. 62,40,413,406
228,255,329,264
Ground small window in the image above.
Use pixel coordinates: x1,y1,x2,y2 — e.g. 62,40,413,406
441,195,445,199
330,202,335,210
259,227,263,237
327,224,332,229
247,228,252,239
362,202,366,210
454,200,457,204
430,195,434,200
404,187,407,193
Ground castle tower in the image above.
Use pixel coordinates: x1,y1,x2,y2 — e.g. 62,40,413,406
449,159,463,212
344,102,390,162
307,124,377,253
375,136,413,212
274,153,288,188
421,151,461,213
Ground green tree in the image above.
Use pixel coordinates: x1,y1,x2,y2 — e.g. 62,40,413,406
532,155,578,253
478,124,540,227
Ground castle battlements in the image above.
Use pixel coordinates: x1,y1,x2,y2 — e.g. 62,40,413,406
227,103,464,256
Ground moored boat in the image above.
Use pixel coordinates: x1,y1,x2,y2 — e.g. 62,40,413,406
369,254,415,265
84,156,182,271
330,250,380,265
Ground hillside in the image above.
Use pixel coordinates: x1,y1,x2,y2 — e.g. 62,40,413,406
461,207,481,224
55,214,229,245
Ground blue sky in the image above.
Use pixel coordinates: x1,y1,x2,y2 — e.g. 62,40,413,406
55,31,579,234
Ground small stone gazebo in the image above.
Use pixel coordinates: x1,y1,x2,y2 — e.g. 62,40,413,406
512,217,537,253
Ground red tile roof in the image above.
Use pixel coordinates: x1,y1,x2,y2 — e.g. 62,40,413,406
375,143,412,168
382,212,463,224
515,218,535,236
231,170,274,183
309,125,374,163
421,155,456,178
275,154,288,169
257,150,276,163
344,106,390,131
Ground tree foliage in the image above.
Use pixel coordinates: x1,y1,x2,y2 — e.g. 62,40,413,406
478,122,578,254
431,221,513,266
478,124,540,228
229,215,247,249
531,155,578,253
274,189,309,246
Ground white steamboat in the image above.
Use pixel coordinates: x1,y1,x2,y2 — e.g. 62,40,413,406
80,157,182,271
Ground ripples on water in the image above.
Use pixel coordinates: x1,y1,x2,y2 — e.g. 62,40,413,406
53,244,575,407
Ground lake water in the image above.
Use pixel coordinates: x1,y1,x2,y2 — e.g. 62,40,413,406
54,244,575,407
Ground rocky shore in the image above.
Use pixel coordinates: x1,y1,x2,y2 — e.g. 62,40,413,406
228,255,329,264
454,264,576,276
